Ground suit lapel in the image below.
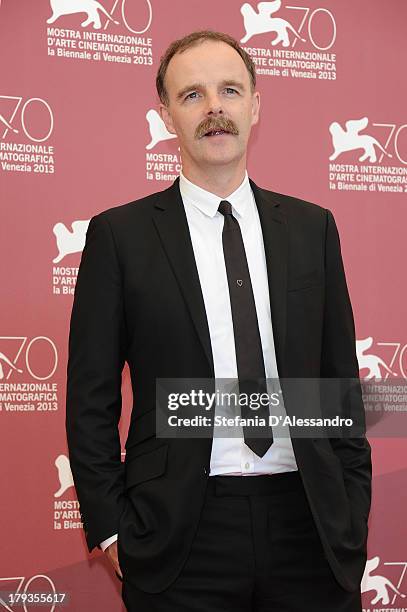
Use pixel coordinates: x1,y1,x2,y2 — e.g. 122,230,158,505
152,176,288,378
249,179,288,377
152,178,215,376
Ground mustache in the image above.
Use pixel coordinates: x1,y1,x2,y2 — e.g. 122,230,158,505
195,116,239,139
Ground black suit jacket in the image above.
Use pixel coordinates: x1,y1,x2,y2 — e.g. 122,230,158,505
66,176,372,593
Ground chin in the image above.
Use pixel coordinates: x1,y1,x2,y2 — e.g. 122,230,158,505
203,155,237,167
204,145,240,159
211,149,243,164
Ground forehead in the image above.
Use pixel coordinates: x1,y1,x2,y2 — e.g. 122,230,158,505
165,40,249,94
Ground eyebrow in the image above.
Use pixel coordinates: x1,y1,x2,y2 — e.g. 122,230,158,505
175,79,246,101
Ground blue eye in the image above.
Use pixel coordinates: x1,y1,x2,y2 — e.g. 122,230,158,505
225,88,237,94
185,91,198,100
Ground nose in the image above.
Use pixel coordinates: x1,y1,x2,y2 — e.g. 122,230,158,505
205,91,223,116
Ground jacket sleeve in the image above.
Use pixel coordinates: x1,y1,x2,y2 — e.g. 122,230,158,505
321,209,372,529
66,213,127,553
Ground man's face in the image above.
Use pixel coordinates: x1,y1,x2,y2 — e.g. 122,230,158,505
159,40,260,170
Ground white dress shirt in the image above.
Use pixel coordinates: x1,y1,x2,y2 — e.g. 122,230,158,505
100,169,298,551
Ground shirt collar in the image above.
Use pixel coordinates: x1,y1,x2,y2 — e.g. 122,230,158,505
179,168,251,219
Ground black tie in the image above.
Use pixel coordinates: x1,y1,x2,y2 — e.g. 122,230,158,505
218,199,273,457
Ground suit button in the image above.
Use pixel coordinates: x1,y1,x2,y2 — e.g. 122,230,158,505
203,467,208,475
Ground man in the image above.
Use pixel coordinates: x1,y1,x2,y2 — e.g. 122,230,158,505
66,30,372,611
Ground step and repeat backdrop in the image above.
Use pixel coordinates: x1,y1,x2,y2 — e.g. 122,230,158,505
1,1,406,610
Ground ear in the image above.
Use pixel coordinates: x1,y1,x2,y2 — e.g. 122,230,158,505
159,103,177,135
251,91,260,127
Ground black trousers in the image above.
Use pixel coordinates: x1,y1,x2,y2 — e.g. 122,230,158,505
121,471,362,611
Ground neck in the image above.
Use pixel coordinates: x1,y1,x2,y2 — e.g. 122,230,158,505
181,159,247,198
